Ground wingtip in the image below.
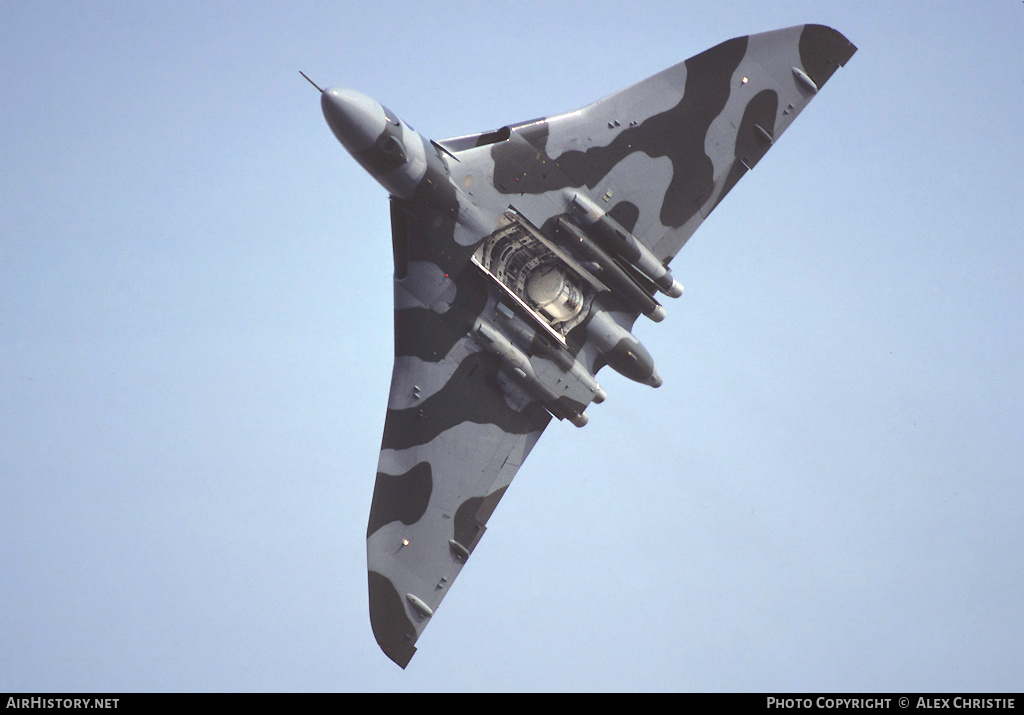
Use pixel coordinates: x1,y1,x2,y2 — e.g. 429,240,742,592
368,570,420,668
382,642,416,669
798,25,857,89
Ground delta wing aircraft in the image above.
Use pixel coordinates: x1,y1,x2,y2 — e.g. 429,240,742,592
306,24,855,667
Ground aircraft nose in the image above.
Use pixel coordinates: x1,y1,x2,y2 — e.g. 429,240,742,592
321,88,388,153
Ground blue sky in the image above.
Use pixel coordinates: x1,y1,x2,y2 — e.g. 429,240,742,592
2,0,1022,692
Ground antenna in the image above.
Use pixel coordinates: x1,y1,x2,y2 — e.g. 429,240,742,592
299,71,323,93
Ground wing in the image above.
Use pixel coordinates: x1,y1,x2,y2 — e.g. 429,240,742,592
367,203,565,668
367,337,550,667
439,24,856,265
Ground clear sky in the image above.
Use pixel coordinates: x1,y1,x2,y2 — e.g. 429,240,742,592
2,0,1022,693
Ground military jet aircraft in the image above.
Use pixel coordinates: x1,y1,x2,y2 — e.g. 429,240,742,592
306,24,855,668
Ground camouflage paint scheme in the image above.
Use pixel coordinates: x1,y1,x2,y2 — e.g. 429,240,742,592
313,24,856,668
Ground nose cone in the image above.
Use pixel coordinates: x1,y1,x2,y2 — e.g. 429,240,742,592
645,367,663,388
321,88,387,153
